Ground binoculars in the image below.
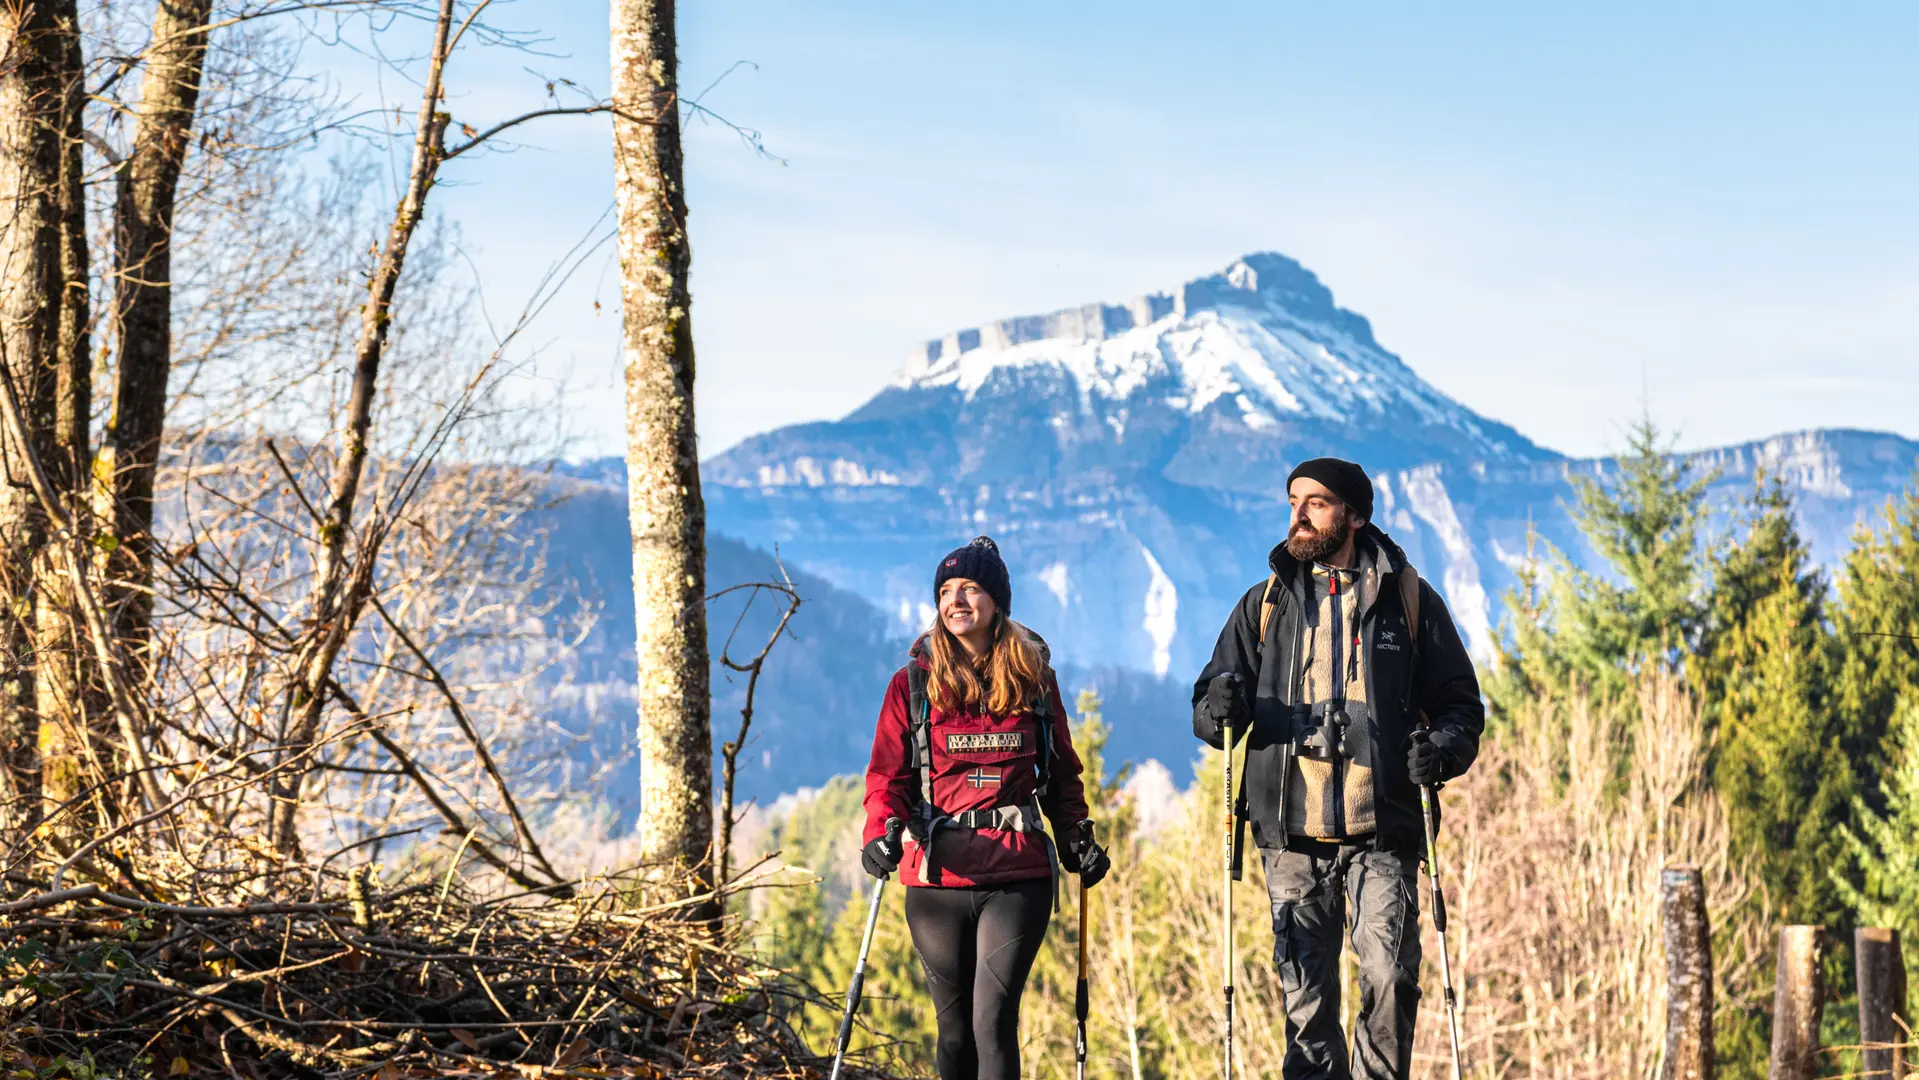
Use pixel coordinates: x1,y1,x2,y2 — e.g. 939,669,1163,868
1289,701,1361,761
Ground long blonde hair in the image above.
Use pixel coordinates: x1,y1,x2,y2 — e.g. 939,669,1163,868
925,612,1047,717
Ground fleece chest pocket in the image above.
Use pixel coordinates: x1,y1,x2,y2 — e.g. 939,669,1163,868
930,716,1036,799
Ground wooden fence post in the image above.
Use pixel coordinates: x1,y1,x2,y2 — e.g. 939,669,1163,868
1855,927,1908,1080
1768,925,1824,1080
1661,865,1714,1080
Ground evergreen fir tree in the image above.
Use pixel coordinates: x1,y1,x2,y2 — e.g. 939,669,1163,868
1831,475,1919,791
1832,698,1919,987
1695,474,1851,925
1489,418,1714,714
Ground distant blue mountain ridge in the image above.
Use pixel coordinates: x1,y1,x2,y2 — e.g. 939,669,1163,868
544,252,1919,820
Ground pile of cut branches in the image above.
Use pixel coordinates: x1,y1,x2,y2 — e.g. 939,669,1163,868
0,862,887,1079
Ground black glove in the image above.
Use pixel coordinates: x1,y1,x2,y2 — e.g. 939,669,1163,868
1065,820,1110,888
1206,673,1249,731
861,824,903,879
1407,729,1451,787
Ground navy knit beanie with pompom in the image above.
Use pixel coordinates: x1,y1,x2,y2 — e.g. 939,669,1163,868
934,536,1012,614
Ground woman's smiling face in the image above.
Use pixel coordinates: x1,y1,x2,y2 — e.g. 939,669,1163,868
938,576,997,641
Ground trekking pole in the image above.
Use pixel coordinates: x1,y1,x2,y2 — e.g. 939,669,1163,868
830,817,903,1080
1075,873,1090,1080
1417,779,1466,1080
1221,710,1236,1080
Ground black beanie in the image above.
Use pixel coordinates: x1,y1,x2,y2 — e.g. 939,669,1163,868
934,536,1012,614
1286,457,1374,522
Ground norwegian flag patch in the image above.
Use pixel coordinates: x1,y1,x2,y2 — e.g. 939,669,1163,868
966,768,1001,789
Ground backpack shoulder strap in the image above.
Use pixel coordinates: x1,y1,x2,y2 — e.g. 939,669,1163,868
906,662,934,810
1398,565,1422,667
1258,573,1282,641
1032,671,1055,799
1398,565,1426,727
1015,624,1058,799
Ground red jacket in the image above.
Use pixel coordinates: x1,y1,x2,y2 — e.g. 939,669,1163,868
861,650,1089,888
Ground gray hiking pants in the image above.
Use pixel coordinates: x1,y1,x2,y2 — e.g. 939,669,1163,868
1264,844,1423,1080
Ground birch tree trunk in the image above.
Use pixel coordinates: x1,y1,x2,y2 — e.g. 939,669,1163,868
0,0,83,834
101,0,215,686
609,0,713,899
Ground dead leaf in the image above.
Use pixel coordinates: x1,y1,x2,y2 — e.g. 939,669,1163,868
554,1037,590,1067
450,1028,480,1052
169,1058,191,1077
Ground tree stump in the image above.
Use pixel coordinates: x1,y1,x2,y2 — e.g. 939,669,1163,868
1768,926,1824,1080
1661,865,1714,1080
1855,927,1908,1080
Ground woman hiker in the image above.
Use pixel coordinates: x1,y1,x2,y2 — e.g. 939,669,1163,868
859,535,1111,1080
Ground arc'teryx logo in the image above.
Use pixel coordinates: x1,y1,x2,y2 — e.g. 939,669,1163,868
1379,629,1402,651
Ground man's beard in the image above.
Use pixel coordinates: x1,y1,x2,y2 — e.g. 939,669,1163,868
1286,517,1352,563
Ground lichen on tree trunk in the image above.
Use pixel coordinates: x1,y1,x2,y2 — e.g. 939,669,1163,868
609,0,713,903
1659,865,1713,1080
1769,925,1824,1080
36,0,104,833
0,0,88,837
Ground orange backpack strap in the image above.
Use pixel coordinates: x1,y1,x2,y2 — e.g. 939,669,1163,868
1258,573,1281,642
1398,564,1427,724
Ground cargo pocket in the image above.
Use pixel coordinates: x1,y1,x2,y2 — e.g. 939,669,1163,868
1264,849,1318,991
1272,901,1301,989
1382,851,1423,991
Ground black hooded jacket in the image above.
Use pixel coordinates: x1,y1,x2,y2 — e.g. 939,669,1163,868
1191,523,1485,853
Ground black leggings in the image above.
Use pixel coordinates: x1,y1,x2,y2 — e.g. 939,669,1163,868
902,878,1053,1080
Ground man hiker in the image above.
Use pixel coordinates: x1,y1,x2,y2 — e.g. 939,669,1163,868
1192,456,1484,1080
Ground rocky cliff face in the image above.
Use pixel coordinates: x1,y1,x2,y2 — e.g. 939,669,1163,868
706,254,1546,677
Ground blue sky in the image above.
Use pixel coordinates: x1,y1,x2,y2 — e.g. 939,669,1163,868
343,2,1919,460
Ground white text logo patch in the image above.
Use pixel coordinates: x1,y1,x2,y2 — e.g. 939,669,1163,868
946,732,1024,753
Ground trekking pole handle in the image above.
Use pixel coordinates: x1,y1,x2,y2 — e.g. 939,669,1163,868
1076,875,1090,1016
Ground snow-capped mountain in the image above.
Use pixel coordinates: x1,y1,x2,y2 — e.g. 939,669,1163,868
702,252,1551,676
538,253,1919,813
887,253,1540,468
700,252,1918,678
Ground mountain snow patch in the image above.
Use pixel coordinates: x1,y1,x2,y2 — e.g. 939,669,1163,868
1139,545,1178,677
887,257,1521,458
1397,466,1492,657
751,457,903,488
